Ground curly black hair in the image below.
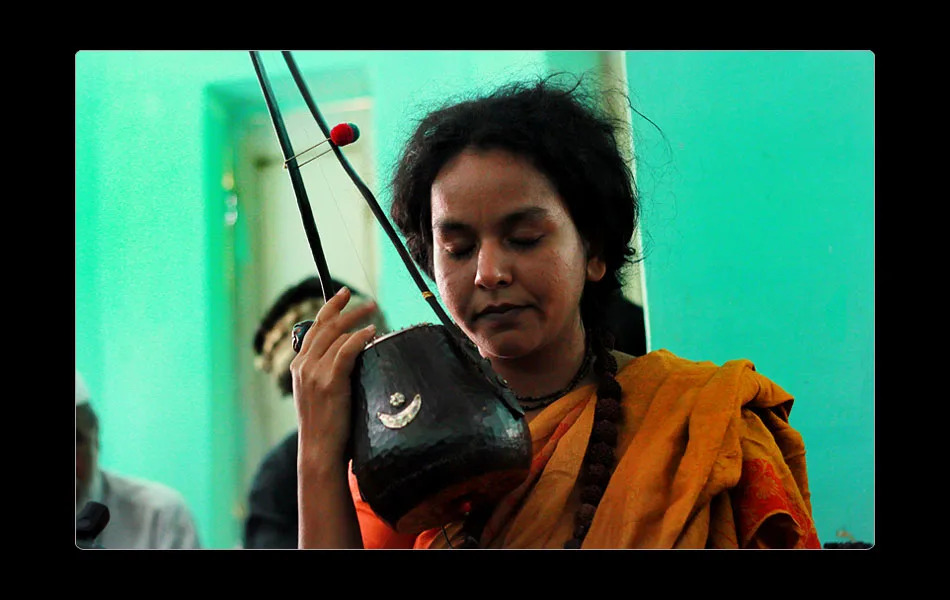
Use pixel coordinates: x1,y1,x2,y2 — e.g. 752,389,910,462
389,73,638,335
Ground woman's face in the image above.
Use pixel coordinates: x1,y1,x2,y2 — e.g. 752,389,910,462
430,147,605,360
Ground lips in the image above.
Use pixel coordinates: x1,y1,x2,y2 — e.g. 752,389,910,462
473,303,527,321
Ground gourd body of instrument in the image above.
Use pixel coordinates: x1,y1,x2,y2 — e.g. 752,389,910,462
350,324,531,534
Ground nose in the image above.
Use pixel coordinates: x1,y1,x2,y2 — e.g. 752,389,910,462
474,241,512,289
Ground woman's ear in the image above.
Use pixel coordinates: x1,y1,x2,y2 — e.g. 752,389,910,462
586,256,606,282
582,237,606,282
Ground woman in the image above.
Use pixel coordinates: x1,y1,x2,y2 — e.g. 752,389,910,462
290,76,820,549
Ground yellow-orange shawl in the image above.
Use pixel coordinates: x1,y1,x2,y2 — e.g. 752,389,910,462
354,349,821,549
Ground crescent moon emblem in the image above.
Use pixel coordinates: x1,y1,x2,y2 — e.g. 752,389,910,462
377,394,422,429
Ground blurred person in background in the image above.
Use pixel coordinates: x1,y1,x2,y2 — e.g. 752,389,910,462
76,370,201,549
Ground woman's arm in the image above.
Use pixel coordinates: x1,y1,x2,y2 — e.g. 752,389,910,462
290,286,378,548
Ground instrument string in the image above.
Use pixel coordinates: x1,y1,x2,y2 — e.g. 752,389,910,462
301,137,382,361
311,151,381,305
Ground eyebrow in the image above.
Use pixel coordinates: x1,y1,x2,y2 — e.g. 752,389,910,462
433,206,550,234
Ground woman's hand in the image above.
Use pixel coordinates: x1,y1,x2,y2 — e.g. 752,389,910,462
290,286,378,465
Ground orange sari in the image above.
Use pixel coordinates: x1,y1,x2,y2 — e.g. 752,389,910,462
352,349,821,549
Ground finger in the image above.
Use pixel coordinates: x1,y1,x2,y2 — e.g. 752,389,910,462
300,296,379,358
331,324,377,380
322,331,353,364
338,300,380,331
307,300,377,357
297,286,354,356
322,322,375,375
313,286,351,328
290,331,352,400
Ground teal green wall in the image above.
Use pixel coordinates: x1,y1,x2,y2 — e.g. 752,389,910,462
76,51,251,548
626,51,874,544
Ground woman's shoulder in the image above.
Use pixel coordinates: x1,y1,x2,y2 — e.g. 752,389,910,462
612,348,723,375
612,349,765,390
611,349,791,412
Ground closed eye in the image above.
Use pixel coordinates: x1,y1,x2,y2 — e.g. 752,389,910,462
443,245,475,259
509,236,542,249
443,237,541,259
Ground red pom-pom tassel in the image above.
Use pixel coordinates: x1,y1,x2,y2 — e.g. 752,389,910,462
330,122,360,146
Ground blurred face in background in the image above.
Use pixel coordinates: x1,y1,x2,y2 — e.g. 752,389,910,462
76,405,99,505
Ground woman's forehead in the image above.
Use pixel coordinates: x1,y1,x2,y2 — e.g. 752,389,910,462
434,148,551,191
431,148,568,226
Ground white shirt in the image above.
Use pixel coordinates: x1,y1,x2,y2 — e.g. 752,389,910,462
78,469,201,549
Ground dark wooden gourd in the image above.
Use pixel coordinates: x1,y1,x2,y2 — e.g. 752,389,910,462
350,324,531,534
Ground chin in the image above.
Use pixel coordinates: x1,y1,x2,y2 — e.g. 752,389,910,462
473,330,538,360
